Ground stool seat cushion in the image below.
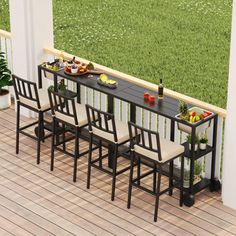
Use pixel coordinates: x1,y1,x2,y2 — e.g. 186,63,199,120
55,103,88,127
134,138,184,163
92,119,129,144
19,89,50,111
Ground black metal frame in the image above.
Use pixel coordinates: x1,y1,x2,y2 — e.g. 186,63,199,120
86,104,130,201
48,90,92,182
12,74,51,164
127,121,184,222
38,65,219,205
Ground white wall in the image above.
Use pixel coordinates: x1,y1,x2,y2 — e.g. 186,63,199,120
222,0,236,209
9,0,53,116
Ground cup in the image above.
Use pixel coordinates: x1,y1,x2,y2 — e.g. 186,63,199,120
144,92,150,102
149,95,155,104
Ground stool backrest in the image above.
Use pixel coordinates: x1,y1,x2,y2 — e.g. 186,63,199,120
128,121,162,162
12,74,41,109
85,104,118,142
48,90,78,126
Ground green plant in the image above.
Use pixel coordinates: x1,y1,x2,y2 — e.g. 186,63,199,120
199,134,208,144
58,79,67,91
0,52,12,94
186,134,199,144
179,101,189,120
48,85,55,92
194,161,202,176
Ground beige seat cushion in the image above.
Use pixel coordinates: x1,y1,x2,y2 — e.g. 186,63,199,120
55,103,88,127
19,89,50,111
92,119,129,144
134,137,184,163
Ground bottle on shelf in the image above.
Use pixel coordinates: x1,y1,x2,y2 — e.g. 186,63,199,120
158,78,164,99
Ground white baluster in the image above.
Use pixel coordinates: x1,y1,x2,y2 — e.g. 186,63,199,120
114,98,121,120
143,109,150,129
121,101,129,122
94,91,101,109
87,88,93,106
136,107,143,126
158,115,165,138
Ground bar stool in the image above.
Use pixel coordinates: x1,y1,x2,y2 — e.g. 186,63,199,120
86,104,131,201
127,121,185,222
48,90,90,182
12,74,51,164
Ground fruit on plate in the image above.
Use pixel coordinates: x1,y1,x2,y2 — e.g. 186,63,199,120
106,80,116,85
100,74,108,82
78,66,87,74
86,62,95,70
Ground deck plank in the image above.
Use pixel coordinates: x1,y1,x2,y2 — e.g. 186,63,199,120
1,107,236,236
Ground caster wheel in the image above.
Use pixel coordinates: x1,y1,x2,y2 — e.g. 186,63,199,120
183,193,195,207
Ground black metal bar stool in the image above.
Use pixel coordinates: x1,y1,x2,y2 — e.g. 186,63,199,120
12,74,52,164
48,89,91,182
86,104,131,201
127,121,185,222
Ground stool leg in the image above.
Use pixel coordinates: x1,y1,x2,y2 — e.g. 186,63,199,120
111,144,118,201
137,156,141,186
87,135,93,189
169,160,174,196
127,150,134,209
41,112,45,143
154,167,162,222
50,118,56,171
16,102,20,154
153,163,157,193
37,111,43,164
73,127,79,182
180,155,184,206
62,124,66,152
99,140,102,168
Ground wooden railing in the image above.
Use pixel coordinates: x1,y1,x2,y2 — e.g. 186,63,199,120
0,29,14,96
0,29,226,182
0,29,13,72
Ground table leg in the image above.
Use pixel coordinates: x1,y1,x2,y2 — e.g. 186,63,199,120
210,115,219,191
108,95,114,169
54,74,58,91
38,66,42,89
130,103,136,123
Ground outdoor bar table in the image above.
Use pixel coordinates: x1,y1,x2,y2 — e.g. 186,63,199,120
38,64,219,206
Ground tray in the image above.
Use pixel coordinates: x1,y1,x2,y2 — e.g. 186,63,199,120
97,78,118,89
175,107,213,134
64,69,104,76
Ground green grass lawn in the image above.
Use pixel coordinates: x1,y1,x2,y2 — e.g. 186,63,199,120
0,0,233,108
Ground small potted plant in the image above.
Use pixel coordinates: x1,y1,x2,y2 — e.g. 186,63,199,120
0,52,12,110
186,134,199,151
194,161,202,185
199,134,208,150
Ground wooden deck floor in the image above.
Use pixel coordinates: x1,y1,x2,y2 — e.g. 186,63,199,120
1,107,236,236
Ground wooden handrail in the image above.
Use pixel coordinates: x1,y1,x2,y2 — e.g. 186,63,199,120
0,29,227,117
0,29,11,39
44,47,227,118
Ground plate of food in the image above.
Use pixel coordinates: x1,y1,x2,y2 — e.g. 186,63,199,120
97,74,118,89
64,65,88,76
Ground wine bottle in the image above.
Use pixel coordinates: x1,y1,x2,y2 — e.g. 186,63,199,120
158,78,164,99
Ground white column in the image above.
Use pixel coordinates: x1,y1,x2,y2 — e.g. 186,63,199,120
9,0,53,116
222,0,236,209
